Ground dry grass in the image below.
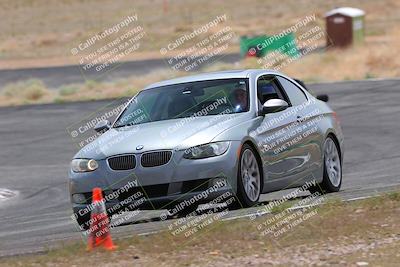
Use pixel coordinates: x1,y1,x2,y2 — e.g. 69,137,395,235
1,25,399,106
0,69,186,106
203,27,400,82
1,192,400,266
0,0,399,66
0,0,399,107
283,29,400,81
0,79,54,105
1,25,399,107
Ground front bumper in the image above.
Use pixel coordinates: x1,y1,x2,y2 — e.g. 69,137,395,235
69,141,241,215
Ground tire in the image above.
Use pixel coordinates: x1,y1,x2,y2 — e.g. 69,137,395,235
310,136,342,194
235,144,262,207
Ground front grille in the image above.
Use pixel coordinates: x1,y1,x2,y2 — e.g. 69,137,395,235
141,151,172,167
108,154,136,170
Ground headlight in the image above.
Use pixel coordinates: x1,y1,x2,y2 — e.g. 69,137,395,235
183,142,230,159
71,159,98,172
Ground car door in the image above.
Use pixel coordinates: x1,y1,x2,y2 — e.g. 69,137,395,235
275,76,322,184
253,75,309,191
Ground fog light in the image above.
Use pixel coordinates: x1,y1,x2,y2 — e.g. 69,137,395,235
72,193,87,204
211,178,227,188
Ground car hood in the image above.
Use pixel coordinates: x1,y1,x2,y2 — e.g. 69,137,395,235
74,114,247,159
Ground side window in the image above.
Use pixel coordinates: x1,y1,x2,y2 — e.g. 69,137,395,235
257,76,288,105
277,76,308,106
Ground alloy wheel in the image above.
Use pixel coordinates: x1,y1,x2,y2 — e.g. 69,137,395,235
240,149,261,202
324,138,341,187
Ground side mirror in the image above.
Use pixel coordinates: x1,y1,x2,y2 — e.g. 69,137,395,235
94,120,111,133
316,94,329,102
259,99,289,116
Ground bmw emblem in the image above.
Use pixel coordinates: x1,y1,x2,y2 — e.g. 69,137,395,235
136,145,144,150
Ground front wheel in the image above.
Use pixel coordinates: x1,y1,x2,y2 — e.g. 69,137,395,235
310,136,342,194
235,144,262,207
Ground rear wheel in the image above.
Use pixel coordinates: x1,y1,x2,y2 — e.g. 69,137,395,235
310,136,342,194
235,144,262,208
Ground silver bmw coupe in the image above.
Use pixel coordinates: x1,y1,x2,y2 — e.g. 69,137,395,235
69,69,343,229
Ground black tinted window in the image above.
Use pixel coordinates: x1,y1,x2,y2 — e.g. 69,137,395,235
277,77,307,106
114,79,249,127
257,76,287,105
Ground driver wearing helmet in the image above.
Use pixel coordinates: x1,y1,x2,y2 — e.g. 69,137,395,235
232,85,248,112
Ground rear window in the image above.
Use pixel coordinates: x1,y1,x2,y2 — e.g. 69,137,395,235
277,76,308,106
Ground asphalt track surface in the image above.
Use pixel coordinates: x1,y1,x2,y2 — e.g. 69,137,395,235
0,78,400,257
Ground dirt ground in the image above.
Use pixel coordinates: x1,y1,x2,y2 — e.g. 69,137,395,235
1,0,400,107
0,0,399,70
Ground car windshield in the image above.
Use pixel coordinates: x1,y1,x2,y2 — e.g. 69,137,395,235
114,78,249,127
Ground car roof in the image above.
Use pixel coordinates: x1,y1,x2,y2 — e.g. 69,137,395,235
143,69,281,89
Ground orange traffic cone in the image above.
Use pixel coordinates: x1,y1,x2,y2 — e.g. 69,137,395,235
87,187,117,251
